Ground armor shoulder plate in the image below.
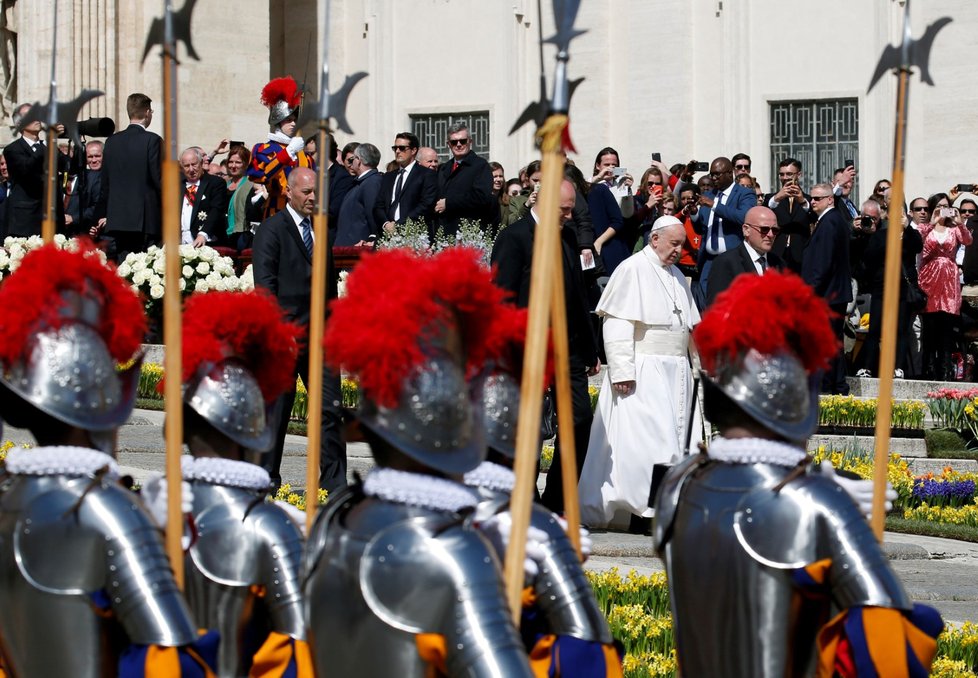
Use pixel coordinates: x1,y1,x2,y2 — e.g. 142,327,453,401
190,499,262,587
249,501,307,639
360,515,498,634
304,484,361,580
652,454,705,552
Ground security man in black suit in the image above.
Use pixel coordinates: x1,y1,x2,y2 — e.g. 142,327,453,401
178,147,229,246
95,93,162,260
374,131,437,235
491,179,599,515
252,166,346,493
765,157,811,273
706,206,785,306
433,122,496,238
803,183,853,395
2,102,69,237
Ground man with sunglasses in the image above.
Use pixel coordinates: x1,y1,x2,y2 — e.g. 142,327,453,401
433,121,496,237
706,206,783,305
803,183,853,395
731,153,751,180
765,157,811,273
374,131,437,237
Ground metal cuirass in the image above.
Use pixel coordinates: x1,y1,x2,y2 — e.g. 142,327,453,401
654,459,911,678
0,474,196,678
185,481,305,678
304,489,534,678
473,486,612,644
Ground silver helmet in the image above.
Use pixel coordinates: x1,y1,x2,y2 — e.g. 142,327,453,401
358,342,486,476
185,359,273,454
705,348,818,443
0,321,141,433
268,99,299,128
480,371,521,460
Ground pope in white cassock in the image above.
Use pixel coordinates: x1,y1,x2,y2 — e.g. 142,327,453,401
579,215,700,529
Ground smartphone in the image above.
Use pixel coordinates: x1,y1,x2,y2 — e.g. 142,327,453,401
694,162,709,172
611,167,627,177
651,152,661,163
652,185,663,196
941,207,955,219
958,183,973,193
229,140,245,149
844,159,855,169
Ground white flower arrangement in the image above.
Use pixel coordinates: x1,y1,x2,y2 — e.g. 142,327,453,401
239,264,255,291
0,234,105,278
376,218,492,266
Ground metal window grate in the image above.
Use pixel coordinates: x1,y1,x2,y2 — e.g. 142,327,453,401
769,99,859,197
411,111,491,163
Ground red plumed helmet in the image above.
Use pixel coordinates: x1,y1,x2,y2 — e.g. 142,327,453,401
260,76,303,126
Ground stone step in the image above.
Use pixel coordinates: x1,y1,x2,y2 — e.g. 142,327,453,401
808,434,927,458
846,375,970,401
907,458,978,475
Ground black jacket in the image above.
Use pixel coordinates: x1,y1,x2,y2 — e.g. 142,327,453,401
435,152,496,237
98,124,162,235
372,162,437,231
181,173,229,243
765,190,812,273
706,243,784,306
802,207,853,306
3,137,68,236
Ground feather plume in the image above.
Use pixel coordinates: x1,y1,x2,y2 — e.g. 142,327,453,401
0,244,145,367
483,304,554,388
260,76,302,108
177,290,304,402
694,270,838,375
324,247,505,408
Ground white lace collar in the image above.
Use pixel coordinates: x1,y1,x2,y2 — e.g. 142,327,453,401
707,437,808,467
182,456,271,491
5,446,120,479
464,461,516,493
268,130,293,145
363,468,480,513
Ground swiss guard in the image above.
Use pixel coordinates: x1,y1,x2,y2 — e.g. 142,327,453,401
653,270,943,677
465,303,624,677
173,289,313,677
0,244,215,676
248,75,315,219
304,247,535,676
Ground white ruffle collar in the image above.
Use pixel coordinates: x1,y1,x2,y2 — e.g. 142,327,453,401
464,461,516,493
5,446,120,479
182,456,271,491
363,468,480,513
707,437,808,467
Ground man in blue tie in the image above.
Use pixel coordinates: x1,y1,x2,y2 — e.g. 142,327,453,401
832,164,859,225
691,156,757,302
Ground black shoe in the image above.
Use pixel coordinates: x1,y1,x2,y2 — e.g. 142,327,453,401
627,514,652,536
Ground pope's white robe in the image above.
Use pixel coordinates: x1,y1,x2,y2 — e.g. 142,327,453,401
579,246,701,528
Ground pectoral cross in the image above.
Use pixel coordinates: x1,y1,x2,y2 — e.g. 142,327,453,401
672,303,684,326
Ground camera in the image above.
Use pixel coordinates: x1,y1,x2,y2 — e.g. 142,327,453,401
694,161,709,173
958,183,974,193
611,167,627,177
941,207,955,219
859,215,874,229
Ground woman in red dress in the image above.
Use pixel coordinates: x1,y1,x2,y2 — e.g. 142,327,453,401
918,192,972,379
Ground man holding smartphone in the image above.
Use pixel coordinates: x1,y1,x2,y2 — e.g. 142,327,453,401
765,157,810,273
832,162,859,223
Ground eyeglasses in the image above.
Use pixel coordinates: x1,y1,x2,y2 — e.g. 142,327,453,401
962,209,977,215
746,223,781,236
448,138,470,147
778,171,798,178
734,164,750,170
391,145,414,152
911,205,929,212
810,195,832,202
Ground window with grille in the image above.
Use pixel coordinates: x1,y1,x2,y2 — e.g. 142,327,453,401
410,111,491,163
769,99,859,197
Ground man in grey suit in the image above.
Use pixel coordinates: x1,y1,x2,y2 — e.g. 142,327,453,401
335,142,384,246
252,167,346,492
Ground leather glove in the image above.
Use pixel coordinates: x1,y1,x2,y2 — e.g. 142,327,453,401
820,462,896,520
478,511,550,581
275,500,308,537
555,515,593,561
141,473,194,529
286,136,305,159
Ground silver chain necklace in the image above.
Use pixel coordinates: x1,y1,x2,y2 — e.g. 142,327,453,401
643,248,685,328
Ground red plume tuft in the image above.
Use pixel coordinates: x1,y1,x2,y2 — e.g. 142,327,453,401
0,244,146,367
260,76,302,108
324,247,505,408
178,290,304,402
483,304,555,388
693,270,838,376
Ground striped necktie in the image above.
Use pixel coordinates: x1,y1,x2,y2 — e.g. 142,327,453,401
300,217,313,257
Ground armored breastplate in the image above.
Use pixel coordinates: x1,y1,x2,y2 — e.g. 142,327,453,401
304,490,532,678
658,460,910,678
0,473,195,678
186,480,305,678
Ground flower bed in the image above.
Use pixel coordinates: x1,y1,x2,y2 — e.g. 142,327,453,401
376,217,494,264
927,388,978,430
819,395,926,430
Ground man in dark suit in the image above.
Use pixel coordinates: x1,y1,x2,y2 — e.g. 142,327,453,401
324,133,355,238
3,102,68,237
832,164,859,225
433,122,495,238
178,147,229,246
691,156,757,300
803,183,853,395
374,131,437,235
252,166,346,493
491,179,599,514
706,206,784,305
96,93,161,260
66,140,104,237
335,142,383,246
765,157,811,273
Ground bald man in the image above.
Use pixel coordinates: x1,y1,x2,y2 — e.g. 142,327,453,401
253,166,346,494
491,179,600,514
705,205,784,305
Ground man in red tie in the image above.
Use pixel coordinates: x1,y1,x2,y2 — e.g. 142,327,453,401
433,121,496,237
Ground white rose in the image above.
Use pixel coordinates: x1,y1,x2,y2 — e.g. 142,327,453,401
133,270,150,285
200,247,217,262
194,280,210,293
152,257,165,274
131,260,146,272
125,252,137,263
117,262,132,277
53,234,67,246
149,284,164,299
26,236,42,248
148,274,161,286
179,244,197,259
205,272,221,285
213,278,228,292
216,262,233,276
146,245,160,255
179,278,186,292
225,277,240,291
196,261,210,275
182,265,194,278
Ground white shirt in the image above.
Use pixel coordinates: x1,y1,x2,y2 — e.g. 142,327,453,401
390,161,416,221
285,203,313,244
181,180,201,244
742,240,767,275
705,182,735,255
